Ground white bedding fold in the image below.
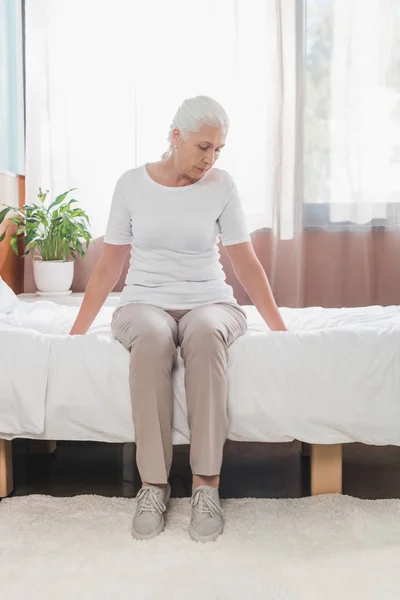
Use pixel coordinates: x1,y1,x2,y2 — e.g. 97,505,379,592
0,326,51,435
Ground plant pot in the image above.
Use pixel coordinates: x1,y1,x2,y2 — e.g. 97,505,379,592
33,259,74,294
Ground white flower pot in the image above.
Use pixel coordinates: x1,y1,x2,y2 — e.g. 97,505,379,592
33,260,74,294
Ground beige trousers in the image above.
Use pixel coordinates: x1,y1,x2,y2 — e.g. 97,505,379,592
111,301,248,484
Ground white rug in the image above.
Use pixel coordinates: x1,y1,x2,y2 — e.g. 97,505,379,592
1,493,400,600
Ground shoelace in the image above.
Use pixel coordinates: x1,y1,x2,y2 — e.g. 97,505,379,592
136,486,167,515
190,488,223,520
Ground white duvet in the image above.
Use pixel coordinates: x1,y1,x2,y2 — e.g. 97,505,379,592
1,300,400,446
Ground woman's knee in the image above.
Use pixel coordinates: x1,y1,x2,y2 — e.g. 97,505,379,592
112,306,177,352
181,327,229,366
185,321,227,347
121,325,177,359
135,326,176,352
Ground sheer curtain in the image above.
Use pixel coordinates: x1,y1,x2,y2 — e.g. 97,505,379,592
329,0,400,225
25,0,400,306
305,0,400,228
25,0,300,238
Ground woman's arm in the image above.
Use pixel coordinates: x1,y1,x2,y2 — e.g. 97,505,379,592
225,242,287,331
69,243,130,335
237,263,287,331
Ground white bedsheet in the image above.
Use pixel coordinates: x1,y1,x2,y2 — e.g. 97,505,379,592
1,300,400,445
0,326,51,435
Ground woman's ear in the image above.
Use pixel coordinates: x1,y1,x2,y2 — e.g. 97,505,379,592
172,128,183,148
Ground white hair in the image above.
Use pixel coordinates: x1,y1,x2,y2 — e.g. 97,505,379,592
161,95,230,159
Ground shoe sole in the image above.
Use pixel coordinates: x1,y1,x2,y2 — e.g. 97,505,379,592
189,521,224,543
132,484,171,541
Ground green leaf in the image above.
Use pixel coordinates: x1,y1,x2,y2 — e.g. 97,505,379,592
36,212,49,227
75,238,84,256
59,200,78,213
24,230,37,247
0,206,13,225
48,189,77,211
10,235,19,256
38,188,49,203
8,217,23,225
0,229,8,243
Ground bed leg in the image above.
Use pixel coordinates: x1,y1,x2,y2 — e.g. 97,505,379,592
300,442,311,458
27,440,57,455
0,440,14,498
310,444,342,495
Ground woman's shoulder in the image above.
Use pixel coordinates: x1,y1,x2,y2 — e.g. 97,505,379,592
115,165,145,187
207,166,225,179
121,165,144,178
205,167,235,193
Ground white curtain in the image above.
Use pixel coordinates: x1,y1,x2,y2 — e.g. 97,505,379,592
25,0,400,243
328,0,400,225
25,0,300,240
305,0,400,228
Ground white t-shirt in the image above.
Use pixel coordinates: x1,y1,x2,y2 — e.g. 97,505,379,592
103,163,251,310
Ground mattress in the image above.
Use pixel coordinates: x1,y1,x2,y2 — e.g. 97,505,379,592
1,300,400,446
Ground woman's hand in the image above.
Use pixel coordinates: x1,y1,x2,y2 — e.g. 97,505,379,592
269,324,288,332
68,326,87,336
264,312,288,332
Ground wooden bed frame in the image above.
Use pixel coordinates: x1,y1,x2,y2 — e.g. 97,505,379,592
0,440,342,498
0,173,343,499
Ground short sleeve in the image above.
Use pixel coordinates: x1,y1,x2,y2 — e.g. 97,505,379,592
217,175,251,246
103,173,132,245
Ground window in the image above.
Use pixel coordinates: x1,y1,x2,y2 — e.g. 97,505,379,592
304,0,400,230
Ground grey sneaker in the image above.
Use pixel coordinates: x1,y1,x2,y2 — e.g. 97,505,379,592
132,483,171,540
189,485,224,543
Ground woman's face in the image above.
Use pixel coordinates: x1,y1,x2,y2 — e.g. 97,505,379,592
172,125,225,179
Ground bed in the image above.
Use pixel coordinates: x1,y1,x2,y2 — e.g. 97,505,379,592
1,278,400,499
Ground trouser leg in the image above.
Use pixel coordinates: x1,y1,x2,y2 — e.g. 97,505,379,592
111,303,179,484
177,302,247,476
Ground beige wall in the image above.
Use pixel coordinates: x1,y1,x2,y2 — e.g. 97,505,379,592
23,230,400,308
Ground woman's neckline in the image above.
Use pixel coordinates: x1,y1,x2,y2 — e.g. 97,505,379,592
142,163,208,191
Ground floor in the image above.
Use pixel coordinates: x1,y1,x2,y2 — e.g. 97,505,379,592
7,439,400,500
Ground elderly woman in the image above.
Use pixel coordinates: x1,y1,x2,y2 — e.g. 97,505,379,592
69,95,287,543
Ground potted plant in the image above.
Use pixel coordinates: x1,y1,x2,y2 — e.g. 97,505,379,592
0,187,94,295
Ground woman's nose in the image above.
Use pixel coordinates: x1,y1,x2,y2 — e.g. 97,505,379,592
204,150,215,165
